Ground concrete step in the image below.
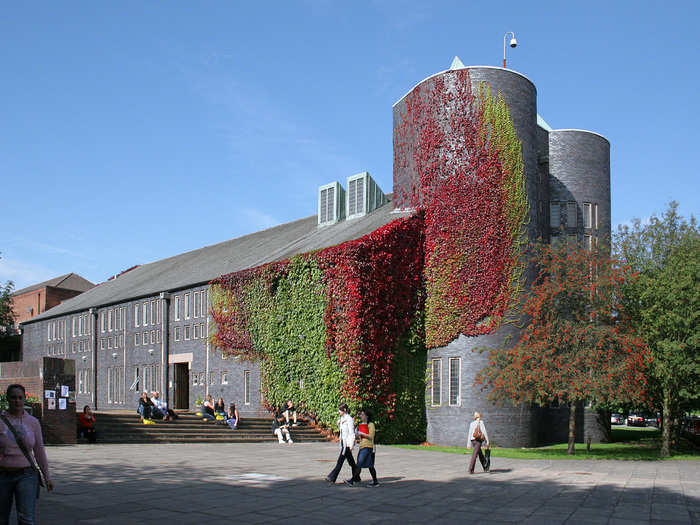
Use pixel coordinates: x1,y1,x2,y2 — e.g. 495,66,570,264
88,411,329,444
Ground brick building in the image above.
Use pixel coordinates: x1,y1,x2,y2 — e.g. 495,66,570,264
19,60,611,446
12,273,94,330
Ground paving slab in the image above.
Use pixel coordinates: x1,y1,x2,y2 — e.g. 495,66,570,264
18,442,699,524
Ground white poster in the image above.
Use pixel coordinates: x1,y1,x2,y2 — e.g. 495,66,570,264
58,398,67,410
47,398,56,410
60,386,69,398
44,390,55,399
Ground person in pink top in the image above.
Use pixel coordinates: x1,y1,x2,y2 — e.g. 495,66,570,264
0,384,53,525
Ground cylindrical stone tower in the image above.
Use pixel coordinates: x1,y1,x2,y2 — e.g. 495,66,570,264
548,130,611,246
393,65,546,447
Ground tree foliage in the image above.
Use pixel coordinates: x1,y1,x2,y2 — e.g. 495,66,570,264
614,202,699,456
0,253,15,337
476,243,650,454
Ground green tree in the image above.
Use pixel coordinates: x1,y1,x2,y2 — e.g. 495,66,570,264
0,253,15,336
614,202,700,456
476,243,650,454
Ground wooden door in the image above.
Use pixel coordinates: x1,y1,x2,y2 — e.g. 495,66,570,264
174,363,190,409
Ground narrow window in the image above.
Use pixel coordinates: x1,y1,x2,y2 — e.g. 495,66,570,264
135,334,140,346
155,302,160,325
72,317,77,337
221,371,229,385
184,325,191,340
150,300,155,325
431,359,441,406
448,358,461,406
142,332,148,345
244,370,251,405
108,309,113,332
566,201,577,228
194,292,200,318
200,323,206,339
550,202,560,229
174,296,181,321
584,234,592,251
142,302,148,326
193,324,200,339
150,330,155,344
184,293,190,319
594,204,599,230
135,304,140,327
583,202,592,229
107,368,113,403
201,291,207,317
174,326,181,341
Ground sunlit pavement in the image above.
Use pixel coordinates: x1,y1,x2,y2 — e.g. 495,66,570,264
37,442,699,524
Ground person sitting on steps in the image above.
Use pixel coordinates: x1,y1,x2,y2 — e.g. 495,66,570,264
282,400,299,426
78,405,97,443
226,403,239,430
137,392,155,424
201,394,216,421
272,410,293,444
150,391,177,421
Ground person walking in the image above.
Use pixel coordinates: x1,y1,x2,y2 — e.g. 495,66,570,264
0,384,53,525
467,412,490,474
325,403,357,484
344,408,379,487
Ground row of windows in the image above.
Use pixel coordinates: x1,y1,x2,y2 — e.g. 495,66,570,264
100,307,127,333
174,290,207,321
550,201,599,230
77,369,91,394
47,344,66,356
431,357,461,407
106,366,125,404
135,300,161,328
100,335,125,350
71,340,92,353
135,330,161,346
551,233,599,251
71,314,90,338
192,370,251,405
47,320,65,342
174,323,206,342
132,364,161,394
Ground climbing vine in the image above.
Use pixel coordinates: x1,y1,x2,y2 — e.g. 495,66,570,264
394,70,528,348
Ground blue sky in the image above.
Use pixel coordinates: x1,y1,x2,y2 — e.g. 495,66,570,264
1,1,698,290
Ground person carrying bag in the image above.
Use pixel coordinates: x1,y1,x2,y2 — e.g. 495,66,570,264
0,384,53,525
466,411,490,474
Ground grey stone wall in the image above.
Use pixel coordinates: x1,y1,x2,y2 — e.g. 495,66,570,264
549,130,611,244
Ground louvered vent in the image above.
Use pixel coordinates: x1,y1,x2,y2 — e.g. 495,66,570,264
318,182,345,226
346,172,387,219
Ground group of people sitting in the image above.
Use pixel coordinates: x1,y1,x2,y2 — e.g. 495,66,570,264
272,400,299,444
137,391,178,423
200,394,240,430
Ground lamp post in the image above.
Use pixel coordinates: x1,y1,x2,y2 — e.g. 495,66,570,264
503,32,518,68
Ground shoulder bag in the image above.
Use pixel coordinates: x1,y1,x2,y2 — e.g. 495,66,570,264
473,420,485,442
0,414,48,492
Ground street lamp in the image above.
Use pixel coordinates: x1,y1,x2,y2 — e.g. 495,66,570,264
503,32,517,68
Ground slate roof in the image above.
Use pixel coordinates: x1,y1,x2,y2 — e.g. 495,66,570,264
12,273,95,296
24,201,413,324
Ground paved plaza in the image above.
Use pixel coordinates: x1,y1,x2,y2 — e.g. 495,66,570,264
34,442,699,524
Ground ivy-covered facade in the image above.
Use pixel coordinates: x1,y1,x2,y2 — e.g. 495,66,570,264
20,60,610,446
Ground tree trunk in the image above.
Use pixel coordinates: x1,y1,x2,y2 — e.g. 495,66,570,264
660,388,672,458
568,402,577,455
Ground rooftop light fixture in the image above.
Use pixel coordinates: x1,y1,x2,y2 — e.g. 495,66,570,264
503,32,517,68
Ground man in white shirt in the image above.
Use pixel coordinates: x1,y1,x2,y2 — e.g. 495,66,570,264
325,403,358,483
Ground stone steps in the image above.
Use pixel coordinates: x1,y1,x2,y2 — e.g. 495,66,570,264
90,411,329,444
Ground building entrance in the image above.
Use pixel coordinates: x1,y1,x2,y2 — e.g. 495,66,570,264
174,363,189,409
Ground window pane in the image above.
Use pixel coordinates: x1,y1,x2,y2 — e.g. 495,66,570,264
583,203,592,229
449,358,460,406
431,359,441,406
566,201,577,228
550,202,560,229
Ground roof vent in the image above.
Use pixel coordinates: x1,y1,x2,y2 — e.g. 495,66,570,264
346,172,387,220
318,182,346,226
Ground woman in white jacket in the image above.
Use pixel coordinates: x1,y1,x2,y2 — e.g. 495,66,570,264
325,403,358,483
467,412,490,474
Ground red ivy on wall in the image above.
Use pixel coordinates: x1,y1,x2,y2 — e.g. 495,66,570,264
394,70,528,348
210,215,424,417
